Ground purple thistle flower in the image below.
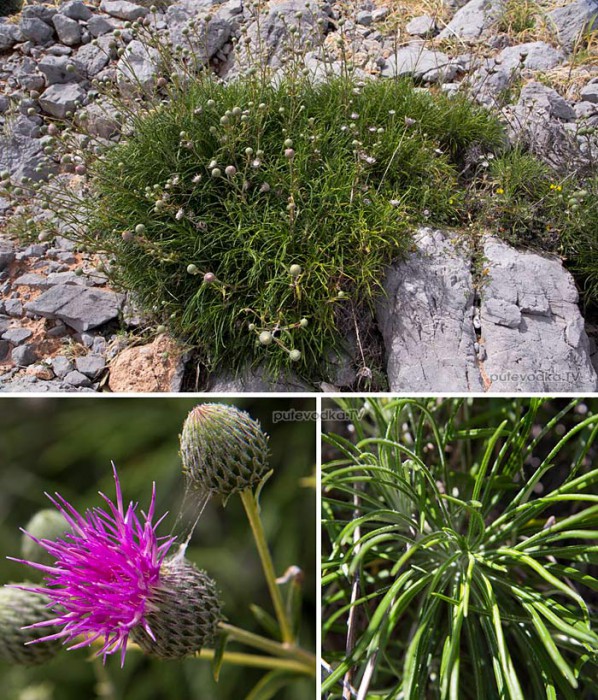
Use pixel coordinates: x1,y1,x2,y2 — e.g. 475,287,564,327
9,465,175,667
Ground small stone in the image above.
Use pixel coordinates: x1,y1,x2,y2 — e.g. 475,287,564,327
372,7,390,21
51,355,74,379
39,83,87,119
87,16,117,37
580,83,598,104
4,299,23,317
64,369,92,387
52,15,82,46
356,11,373,26
549,0,598,52
99,0,148,21
25,284,124,332
20,18,55,45
12,344,37,366
38,55,83,85
61,1,94,21
75,354,106,379
406,15,436,37
0,25,23,53
2,327,33,345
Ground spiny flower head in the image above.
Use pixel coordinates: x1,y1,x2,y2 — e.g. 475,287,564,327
11,466,175,666
180,403,270,500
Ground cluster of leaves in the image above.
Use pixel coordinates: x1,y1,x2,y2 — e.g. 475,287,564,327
322,397,598,699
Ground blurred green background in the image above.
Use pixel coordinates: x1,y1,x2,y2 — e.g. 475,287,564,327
0,397,316,700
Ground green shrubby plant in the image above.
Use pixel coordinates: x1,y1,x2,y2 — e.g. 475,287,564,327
322,397,598,699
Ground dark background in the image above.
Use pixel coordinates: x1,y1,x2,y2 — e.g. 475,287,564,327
0,396,316,700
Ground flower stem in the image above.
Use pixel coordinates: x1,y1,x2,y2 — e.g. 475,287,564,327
240,488,294,644
196,648,312,675
219,622,315,671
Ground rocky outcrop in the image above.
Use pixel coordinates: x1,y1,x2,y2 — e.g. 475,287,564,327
377,229,483,392
480,238,597,391
377,229,597,392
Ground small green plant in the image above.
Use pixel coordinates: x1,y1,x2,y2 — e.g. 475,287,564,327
322,397,598,699
475,149,598,293
496,0,538,37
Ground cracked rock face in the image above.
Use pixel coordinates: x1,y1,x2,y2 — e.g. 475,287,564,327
480,238,597,392
377,229,598,392
376,228,483,392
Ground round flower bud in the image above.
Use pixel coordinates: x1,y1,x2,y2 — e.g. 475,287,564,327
289,349,301,362
180,403,270,498
135,224,146,235
284,138,293,148
156,324,167,334
248,323,256,331
122,230,134,242
203,272,216,284
187,264,199,275
259,331,273,345
131,557,221,659
211,168,222,178
21,509,69,568
0,587,61,665
224,165,237,177
207,99,216,107
299,318,308,328
289,264,302,277
284,148,295,160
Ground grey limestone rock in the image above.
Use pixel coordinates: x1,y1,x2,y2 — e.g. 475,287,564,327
381,46,458,82
439,0,505,40
38,55,83,85
376,228,483,391
39,82,87,118
61,1,94,21
116,39,159,96
20,17,55,44
25,284,124,332
548,0,598,51
207,366,313,392
75,354,106,379
11,343,37,366
480,237,597,391
53,14,82,46
406,15,436,37
99,0,148,21
0,24,23,52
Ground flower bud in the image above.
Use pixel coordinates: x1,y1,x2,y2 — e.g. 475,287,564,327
131,558,221,659
21,509,69,568
0,587,61,665
259,331,273,345
180,403,270,498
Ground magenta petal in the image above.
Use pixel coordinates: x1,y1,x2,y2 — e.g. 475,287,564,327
13,468,175,665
